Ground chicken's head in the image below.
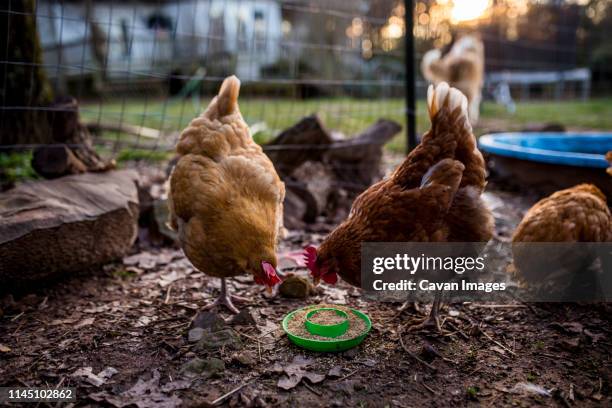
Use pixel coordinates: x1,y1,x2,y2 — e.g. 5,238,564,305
304,245,338,286
254,261,282,293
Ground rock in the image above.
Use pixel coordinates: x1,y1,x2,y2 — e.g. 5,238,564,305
232,350,257,366
228,309,257,327
188,328,205,343
195,329,242,351
279,274,315,299
0,170,139,288
181,357,225,378
191,311,226,331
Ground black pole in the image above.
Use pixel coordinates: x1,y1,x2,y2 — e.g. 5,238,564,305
404,0,416,153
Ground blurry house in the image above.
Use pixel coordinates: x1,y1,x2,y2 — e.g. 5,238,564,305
36,0,283,90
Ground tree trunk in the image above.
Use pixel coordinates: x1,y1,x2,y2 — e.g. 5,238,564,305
0,0,54,146
0,1,113,177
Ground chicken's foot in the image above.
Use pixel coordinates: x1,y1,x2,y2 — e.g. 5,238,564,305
202,278,247,314
386,301,421,322
406,296,446,334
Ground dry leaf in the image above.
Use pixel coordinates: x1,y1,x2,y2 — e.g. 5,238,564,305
74,317,95,328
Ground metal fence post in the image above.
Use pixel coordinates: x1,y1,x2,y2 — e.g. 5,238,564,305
404,0,416,153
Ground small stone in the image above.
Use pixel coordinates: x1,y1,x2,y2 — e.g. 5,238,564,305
279,274,314,299
342,348,359,359
188,327,205,342
362,359,376,367
192,311,225,331
181,357,225,378
559,338,580,352
232,350,256,366
195,329,242,351
229,309,257,327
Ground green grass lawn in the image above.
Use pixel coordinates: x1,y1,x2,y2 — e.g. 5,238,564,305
81,97,612,154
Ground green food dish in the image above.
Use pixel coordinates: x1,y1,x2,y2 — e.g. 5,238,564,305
305,308,350,338
282,305,372,352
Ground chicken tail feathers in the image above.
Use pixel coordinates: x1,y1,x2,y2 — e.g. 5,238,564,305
205,75,241,119
427,82,470,130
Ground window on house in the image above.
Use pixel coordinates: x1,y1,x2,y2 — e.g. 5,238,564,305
254,9,266,51
146,13,173,32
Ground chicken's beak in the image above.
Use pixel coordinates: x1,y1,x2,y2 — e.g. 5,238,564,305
266,286,274,295
313,276,321,286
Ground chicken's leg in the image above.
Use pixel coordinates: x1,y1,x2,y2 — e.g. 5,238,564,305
406,294,444,333
202,278,247,314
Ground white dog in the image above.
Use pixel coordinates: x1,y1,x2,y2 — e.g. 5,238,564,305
421,35,485,125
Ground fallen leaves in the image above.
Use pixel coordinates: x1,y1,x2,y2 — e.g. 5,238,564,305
72,366,118,387
275,356,325,391
90,370,181,408
74,317,96,329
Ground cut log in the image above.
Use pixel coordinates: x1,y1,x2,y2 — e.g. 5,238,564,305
270,117,400,228
264,115,333,176
325,119,401,189
289,161,335,220
31,96,115,179
0,170,139,289
31,145,88,179
282,188,307,230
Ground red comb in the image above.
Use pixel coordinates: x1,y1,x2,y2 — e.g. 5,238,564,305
260,261,281,286
303,246,317,271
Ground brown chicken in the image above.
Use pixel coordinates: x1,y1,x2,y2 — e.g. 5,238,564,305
607,151,611,176
512,184,612,291
305,82,494,331
168,76,284,313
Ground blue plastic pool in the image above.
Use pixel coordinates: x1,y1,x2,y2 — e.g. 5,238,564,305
479,132,612,169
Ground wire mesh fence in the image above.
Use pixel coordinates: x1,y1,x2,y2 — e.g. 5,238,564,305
0,0,610,163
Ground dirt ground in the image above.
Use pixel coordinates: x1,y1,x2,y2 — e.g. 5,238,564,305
1,179,611,407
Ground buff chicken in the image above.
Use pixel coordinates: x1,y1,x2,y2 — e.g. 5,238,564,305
305,82,494,331
168,76,284,313
512,184,612,298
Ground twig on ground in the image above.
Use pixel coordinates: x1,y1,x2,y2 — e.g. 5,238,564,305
10,312,24,322
421,381,436,394
210,379,255,406
471,304,528,309
335,368,360,382
257,339,262,362
398,326,437,372
303,381,322,396
479,328,516,356
445,321,469,340
164,285,172,304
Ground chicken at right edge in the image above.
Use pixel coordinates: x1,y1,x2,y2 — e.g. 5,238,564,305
512,184,612,298
305,82,494,332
